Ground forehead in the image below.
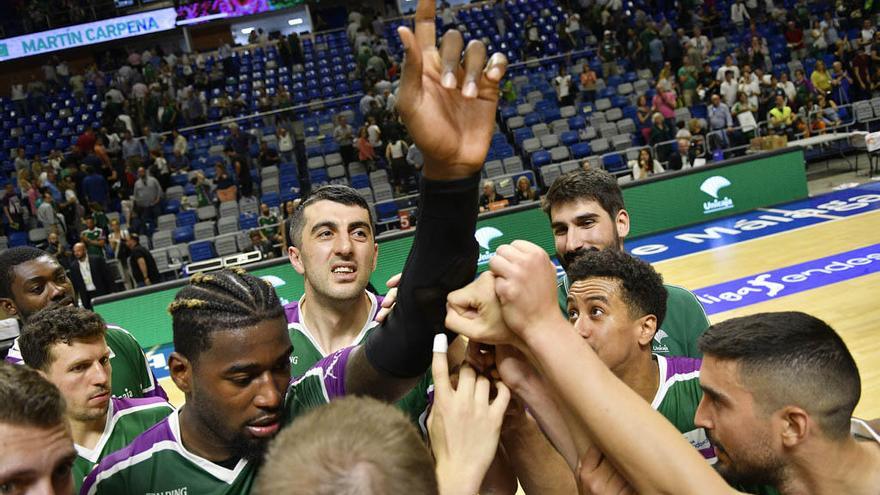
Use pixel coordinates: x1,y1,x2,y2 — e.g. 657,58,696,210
0,422,74,475
199,317,291,371
303,200,370,227
12,256,63,282
699,355,749,397
569,277,623,304
48,336,108,367
551,198,611,222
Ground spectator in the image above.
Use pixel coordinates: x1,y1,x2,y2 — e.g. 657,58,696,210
406,142,424,171
121,130,145,165
172,129,188,156
720,70,739,107
333,116,356,166
598,30,620,77
479,179,505,212
231,153,254,199
257,141,280,169
778,71,797,104
697,62,719,102
107,218,133,288
686,27,711,65
126,233,159,287
648,34,665,71
668,137,698,170
811,60,832,96
258,203,282,245
357,127,377,168
249,229,276,259
785,21,807,60
386,136,412,195
579,64,598,102
793,68,817,109
82,166,110,211
36,191,60,230
630,147,665,180
493,0,510,37
277,126,295,164
732,91,758,140
514,176,536,203
649,113,675,159
708,93,735,148
80,215,106,258
524,15,541,57
768,94,796,137
132,167,162,235
13,147,29,174
70,242,115,309
553,66,574,106
651,83,677,127
730,0,750,28
678,61,699,107
739,66,761,108
829,60,853,104
367,116,382,153
2,183,24,232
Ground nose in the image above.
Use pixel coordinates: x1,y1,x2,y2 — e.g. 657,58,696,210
253,372,283,410
333,233,353,256
47,281,68,302
573,316,591,340
564,229,582,255
694,395,711,429
90,361,110,388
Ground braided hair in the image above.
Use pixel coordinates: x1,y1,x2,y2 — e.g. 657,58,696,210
168,268,284,363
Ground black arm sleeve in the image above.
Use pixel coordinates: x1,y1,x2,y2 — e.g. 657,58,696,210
364,173,480,378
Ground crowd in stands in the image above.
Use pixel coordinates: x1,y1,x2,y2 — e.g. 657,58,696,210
3,0,880,290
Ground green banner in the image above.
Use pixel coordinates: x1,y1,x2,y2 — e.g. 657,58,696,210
95,149,807,348
623,149,808,238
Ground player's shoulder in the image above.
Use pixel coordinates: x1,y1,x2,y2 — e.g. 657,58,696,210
283,299,301,324
111,396,174,417
82,415,176,491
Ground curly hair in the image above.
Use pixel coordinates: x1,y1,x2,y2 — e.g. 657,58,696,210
19,305,107,371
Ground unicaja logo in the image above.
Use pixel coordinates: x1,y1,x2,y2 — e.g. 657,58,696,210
475,227,504,265
700,176,735,214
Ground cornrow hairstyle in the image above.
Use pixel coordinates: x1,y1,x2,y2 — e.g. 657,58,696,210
288,185,375,248
19,305,107,371
0,247,50,299
0,361,66,429
168,269,284,363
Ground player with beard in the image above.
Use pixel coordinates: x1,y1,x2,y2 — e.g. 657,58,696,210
0,246,165,400
544,169,709,358
81,0,509,491
18,306,172,493
284,185,432,426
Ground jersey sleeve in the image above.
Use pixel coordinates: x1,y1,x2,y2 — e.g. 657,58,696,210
107,326,167,400
284,346,354,423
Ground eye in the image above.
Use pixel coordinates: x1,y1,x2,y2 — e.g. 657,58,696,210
53,459,73,480
590,307,605,318
230,375,253,387
352,229,368,239
567,308,579,322
0,481,18,495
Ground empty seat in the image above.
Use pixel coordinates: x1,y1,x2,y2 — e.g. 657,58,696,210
516,103,534,115
507,116,525,129
373,184,394,202
560,105,577,118
600,123,619,138
550,146,571,162
540,134,560,149
152,249,170,273
325,153,343,167
590,138,610,154
176,210,197,227
617,118,636,135
166,186,185,202
189,241,216,262
602,153,627,173
157,214,177,232
531,150,552,168
522,138,541,154
356,187,374,202
532,123,550,138
550,119,570,135
612,134,633,150
152,230,173,250
674,107,692,124
503,156,524,173
219,201,239,218
605,108,623,122
197,205,217,221
560,130,580,146
173,226,194,244
215,234,239,256
262,177,280,194
307,156,325,169
560,161,580,173
328,165,346,178
540,164,562,187
217,215,239,235
484,160,504,177
262,165,279,181
595,98,612,111
570,142,591,159
194,221,216,240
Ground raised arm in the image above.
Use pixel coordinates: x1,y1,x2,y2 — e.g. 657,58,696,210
344,0,508,401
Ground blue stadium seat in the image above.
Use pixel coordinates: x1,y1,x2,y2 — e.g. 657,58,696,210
176,210,197,228
189,241,216,262
570,142,591,159
239,213,258,230
531,150,552,168
560,130,579,146
602,153,627,173
173,226,195,244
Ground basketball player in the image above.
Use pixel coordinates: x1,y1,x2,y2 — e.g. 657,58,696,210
81,0,509,490
0,246,165,400
545,169,710,358
284,185,431,425
0,361,77,495
18,305,173,493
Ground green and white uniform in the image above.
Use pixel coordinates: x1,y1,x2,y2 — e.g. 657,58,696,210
558,274,710,358
73,397,173,493
652,355,715,462
80,346,356,495
6,324,166,400
284,292,432,428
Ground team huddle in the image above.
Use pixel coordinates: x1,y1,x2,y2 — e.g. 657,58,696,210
1,2,878,494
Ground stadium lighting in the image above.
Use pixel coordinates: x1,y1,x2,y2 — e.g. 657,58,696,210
241,27,255,34
288,18,303,26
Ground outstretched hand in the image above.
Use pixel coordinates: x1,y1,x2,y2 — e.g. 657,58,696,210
396,0,508,180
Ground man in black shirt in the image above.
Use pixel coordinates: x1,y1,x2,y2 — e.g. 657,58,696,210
126,234,159,287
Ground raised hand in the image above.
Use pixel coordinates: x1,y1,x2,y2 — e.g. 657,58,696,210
445,272,522,347
396,0,508,180
489,240,565,339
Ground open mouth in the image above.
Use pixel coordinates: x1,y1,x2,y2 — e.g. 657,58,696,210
246,416,281,438
330,263,357,280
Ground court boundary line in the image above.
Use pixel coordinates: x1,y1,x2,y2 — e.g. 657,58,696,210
653,208,880,266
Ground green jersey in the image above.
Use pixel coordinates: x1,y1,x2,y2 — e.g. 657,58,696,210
652,355,715,462
284,292,432,427
73,397,173,493
6,324,166,400
81,347,354,495
558,274,710,358
82,226,106,257
258,213,278,240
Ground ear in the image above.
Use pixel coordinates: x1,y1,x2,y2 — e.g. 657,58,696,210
615,209,631,240
0,298,19,320
168,352,194,395
636,314,658,347
288,246,305,275
371,243,379,272
777,405,810,449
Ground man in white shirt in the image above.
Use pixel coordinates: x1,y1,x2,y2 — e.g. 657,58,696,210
172,129,188,156
719,71,739,107
716,56,740,81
